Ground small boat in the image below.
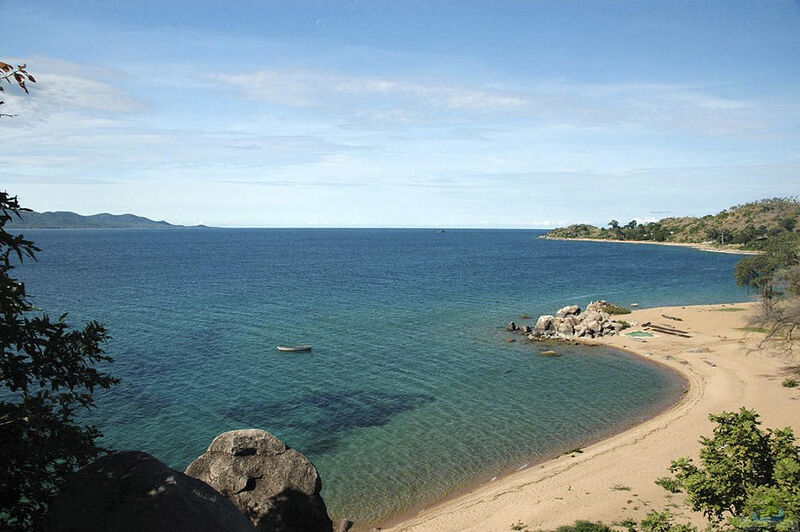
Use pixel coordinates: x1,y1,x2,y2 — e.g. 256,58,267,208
277,345,312,352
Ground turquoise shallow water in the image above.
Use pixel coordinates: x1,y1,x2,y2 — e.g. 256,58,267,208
17,229,750,524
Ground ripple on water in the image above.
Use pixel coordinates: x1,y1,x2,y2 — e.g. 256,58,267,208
17,229,741,524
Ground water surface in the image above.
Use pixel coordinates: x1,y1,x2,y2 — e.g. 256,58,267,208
18,229,749,523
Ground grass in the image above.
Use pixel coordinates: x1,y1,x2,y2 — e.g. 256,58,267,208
736,326,769,333
783,378,798,388
715,307,747,312
511,521,528,531
611,484,632,491
617,320,631,330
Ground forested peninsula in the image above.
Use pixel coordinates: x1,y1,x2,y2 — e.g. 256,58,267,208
546,198,800,250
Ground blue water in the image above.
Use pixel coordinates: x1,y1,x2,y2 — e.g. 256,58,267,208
16,229,750,523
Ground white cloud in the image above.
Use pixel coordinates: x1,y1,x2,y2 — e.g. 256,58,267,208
215,68,791,138
217,69,529,111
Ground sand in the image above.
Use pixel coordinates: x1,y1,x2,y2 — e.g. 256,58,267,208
385,302,799,532
542,236,762,255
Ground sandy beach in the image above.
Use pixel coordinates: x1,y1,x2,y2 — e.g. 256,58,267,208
542,236,762,255
386,302,799,532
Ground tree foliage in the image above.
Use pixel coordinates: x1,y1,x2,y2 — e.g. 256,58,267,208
0,191,118,530
665,408,799,529
735,232,800,298
0,62,35,118
735,232,800,354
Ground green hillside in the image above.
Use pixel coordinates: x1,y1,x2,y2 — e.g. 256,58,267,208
7,210,184,229
546,198,800,249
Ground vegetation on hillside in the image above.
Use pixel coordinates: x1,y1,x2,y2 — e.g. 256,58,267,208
547,198,800,250
0,192,118,530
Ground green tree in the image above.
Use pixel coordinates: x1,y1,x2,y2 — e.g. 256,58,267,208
665,408,799,527
735,232,800,298
0,192,118,530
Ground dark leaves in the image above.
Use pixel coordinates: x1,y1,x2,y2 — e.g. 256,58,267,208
0,190,118,530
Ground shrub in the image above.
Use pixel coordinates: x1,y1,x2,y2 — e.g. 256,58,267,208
603,303,631,315
552,521,612,532
782,378,798,388
655,476,682,493
668,408,800,526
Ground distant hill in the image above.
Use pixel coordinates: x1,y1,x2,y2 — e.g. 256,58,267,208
546,198,800,250
7,210,188,229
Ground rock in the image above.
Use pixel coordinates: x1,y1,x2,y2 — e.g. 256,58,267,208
186,429,333,532
507,321,518,331
44,451,255,532
611,322,625,332
540,350,559,356
555,304,581,318
556,321,574,336
534,315,554,332
334,518,354,532
583,311,601,324
585,320,600,334
521,325,532,334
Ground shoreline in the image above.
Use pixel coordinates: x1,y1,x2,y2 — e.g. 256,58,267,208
383,301,799,532
542,236,762,255
371,347,689,532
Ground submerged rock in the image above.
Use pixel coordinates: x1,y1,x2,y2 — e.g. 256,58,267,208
185,429,332,532
44,451,255,532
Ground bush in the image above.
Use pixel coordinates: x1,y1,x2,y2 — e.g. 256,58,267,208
668,408,800,526
605,303,631,315
640,511,696,532
552,521,612,532
655,476,682,493
783,378,798,388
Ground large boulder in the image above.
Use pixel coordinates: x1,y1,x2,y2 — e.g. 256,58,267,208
555,304,581,318
44,451,255,532
534,315,555,332
185,429,332,532
585,320,601,335
556,321,574,336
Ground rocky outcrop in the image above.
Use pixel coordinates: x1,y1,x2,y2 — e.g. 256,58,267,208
185,429,333,532
523,300,629,341
44,451,255,532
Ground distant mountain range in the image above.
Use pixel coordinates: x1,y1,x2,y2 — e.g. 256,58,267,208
7,210,196,229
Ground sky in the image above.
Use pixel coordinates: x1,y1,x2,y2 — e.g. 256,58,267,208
2,0,799,228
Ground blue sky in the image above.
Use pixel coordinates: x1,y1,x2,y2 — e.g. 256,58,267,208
2,0,799,227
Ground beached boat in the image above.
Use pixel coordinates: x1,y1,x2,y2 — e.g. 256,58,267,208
276,345,312,352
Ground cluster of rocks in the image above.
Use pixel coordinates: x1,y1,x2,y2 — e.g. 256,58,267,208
45,429,350,532
508,300,628,341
